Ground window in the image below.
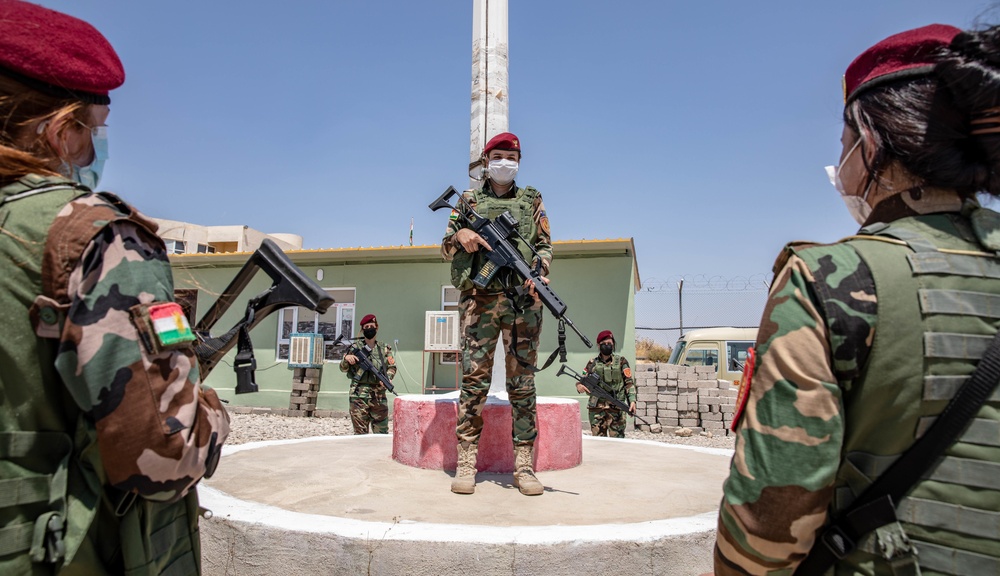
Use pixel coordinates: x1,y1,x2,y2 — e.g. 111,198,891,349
276,288,355,362
683,348,719,367
726,341,754,372
164,240,186,254
440,286,461,364
196,244,216,254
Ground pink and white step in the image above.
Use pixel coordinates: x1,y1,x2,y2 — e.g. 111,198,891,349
391,392,583,472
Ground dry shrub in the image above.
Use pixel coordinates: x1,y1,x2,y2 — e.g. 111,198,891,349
635,337,672,363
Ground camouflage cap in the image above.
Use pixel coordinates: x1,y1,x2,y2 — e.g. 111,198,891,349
0,0,124,105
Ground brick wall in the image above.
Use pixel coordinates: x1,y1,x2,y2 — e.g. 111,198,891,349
632,362,739,435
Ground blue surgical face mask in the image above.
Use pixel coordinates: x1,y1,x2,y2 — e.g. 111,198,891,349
65,126,108,189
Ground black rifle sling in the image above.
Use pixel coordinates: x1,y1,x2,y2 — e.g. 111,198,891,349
795,328,1000,574
537,320,567,373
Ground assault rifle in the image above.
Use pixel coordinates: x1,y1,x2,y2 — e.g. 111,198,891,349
557,364,650,426
340,336,397,396
193,239,334,394
429,186,592,349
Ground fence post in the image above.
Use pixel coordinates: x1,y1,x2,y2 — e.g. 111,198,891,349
677,279,684,336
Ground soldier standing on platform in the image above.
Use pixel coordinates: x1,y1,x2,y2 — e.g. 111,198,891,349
577,330,636,438
441,132,552,496
341,313,396,434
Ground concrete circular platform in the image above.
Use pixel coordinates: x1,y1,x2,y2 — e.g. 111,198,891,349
391,392,583,472
199,435,732,575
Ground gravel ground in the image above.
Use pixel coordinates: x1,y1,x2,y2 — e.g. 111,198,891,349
225,413,736,451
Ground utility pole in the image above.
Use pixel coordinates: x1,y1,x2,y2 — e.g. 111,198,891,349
469,0,509,189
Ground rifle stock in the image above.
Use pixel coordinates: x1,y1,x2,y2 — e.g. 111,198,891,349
192,239,334,392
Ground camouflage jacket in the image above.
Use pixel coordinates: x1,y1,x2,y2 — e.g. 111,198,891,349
440,182,552,279
713,191,990,575
340,340,396,393
583,354,636,409
1,175,229,572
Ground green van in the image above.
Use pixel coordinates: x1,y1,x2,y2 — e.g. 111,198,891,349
667,327,758,383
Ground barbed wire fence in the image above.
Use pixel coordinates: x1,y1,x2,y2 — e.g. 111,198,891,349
635,274,773,350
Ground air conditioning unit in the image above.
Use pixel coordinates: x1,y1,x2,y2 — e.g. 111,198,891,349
288,333,325,368
424,311,460,351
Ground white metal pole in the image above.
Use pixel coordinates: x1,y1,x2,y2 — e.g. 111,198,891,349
470,0,509,189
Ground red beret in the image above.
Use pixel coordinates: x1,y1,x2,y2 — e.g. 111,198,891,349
360,314,378,326
844,23,960,105
0,0,124,105
483,132,521,156
597,330,614,344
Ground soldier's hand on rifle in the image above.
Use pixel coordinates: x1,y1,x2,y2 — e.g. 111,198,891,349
575,382,588,394
524,275,549,298
454,229,491,253
344,354,358,365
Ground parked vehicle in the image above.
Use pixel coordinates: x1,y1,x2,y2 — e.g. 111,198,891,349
667,327,758,383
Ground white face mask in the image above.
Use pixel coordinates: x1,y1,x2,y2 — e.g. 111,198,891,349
825,138,872,226
487,159,518,186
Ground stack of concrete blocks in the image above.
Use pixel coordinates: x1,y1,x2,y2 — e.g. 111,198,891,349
631,363,740,436
288,367,322,417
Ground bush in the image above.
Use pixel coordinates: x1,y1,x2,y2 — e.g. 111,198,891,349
635,337,672,363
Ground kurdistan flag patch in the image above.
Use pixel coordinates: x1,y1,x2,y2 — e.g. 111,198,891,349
149,302,195,346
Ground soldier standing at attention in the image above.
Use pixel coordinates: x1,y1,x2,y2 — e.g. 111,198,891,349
340,314,396,434
0,1,230,574
713,24,1000,575
576,330,636,438
441,132,552,496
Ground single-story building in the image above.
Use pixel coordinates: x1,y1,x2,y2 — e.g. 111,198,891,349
169,239,640,416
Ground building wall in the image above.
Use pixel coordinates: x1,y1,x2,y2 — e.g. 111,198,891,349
170,242,637,419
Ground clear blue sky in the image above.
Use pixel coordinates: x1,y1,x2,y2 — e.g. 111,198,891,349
38,0,996,282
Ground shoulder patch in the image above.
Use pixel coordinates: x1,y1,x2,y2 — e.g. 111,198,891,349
731,346,755,431
623,367,632,378
131,302,196,354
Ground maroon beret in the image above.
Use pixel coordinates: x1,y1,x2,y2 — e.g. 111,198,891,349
0,0,124,105
597,330,614,344
360,314,378,327
483,132,521,156
844,23,960,105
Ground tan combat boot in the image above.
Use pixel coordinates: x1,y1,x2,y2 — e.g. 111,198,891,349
451,442,478,494
512,445,544,496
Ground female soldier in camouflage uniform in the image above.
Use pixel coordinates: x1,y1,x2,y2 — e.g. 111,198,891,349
340,313,396,434
0,2,229,573
442,132,552,496
714,24,1000,575
576,330,636,438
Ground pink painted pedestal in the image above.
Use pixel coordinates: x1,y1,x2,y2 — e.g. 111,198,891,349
392,393,582,473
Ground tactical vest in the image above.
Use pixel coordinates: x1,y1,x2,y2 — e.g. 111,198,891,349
348,341,390,387
800,209,1000,575
589,355,627,408
0,175,202,575
450,185,540,292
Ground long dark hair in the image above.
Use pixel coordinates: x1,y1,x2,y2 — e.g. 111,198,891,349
845,25,1000,198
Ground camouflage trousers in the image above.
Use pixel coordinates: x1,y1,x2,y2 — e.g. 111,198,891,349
350,384,388,434
588,407,626,438
456,291,543,447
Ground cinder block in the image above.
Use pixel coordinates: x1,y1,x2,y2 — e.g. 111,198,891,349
703,412,723,421
637,392,658,402
679,418,699,427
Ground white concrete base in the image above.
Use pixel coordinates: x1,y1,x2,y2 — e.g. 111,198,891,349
199,436,732,575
